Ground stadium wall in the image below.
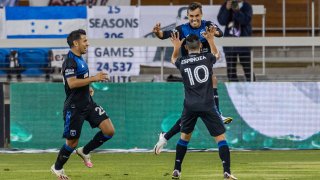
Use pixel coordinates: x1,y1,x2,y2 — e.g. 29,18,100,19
10,82,320,150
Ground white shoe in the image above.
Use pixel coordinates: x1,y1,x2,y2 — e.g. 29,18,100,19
76,147,93,168
172,169,181,179
224,172,238,180
153,132,167,155
221,115,233,124
51,164,70,180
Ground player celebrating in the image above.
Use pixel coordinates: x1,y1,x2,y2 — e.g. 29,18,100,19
51,29,115,180
153,2,233,155
169,28,237,179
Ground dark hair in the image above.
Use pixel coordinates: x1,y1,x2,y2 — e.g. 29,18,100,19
67,29,86,48
185,34,200,50
188,2,202,14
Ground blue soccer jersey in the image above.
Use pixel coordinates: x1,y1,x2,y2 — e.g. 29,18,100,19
62,51,91,109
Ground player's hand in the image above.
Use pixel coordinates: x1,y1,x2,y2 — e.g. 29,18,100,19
202,26,215,40
153,23,162,37
89,87,94,96
170,31,184,49
210,25,220,36
94,72,109,82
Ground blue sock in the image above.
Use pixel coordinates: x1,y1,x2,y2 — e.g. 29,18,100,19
55,144,74,170
83,131,112,154
218,140,231,174
174,139,189,171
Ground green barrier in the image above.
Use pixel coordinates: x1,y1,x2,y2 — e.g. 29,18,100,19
10,82,320,149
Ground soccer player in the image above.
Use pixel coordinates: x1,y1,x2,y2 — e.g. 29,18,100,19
51,29,115,180
169,28,237,179
153,2,233,155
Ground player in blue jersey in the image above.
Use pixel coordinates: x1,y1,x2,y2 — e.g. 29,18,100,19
51,29,115,180
153,2,233,155
169,28,237,180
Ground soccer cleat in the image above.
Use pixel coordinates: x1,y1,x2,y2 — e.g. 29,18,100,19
51,164,69,180
153,132,167,155
221,115,233,124
224,172,238,180
172,169,181,179
76,147,93,168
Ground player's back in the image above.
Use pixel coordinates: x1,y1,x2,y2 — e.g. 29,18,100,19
175,52,216,111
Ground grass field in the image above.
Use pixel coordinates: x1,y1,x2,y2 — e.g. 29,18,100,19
0,150,319,179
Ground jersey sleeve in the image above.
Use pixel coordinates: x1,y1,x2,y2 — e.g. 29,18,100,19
162,25,183,39
175,57,182,69
206,21,224,37
63,58,77,78
207,53,216,65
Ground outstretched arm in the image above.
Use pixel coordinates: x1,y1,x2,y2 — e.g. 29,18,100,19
170,32,185,64
153,23,181,40
203,27,220,59
152,23,164,39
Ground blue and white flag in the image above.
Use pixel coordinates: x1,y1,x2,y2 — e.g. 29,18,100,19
5,6,87,38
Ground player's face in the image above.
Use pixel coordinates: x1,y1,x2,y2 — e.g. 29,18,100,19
187,8,203,28
76,35,89,54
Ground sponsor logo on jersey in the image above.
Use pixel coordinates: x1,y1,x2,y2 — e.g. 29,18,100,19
65,68,75,76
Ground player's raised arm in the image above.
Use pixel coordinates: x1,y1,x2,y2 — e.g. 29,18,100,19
152,23,164,39
153,22,180,40
203,27,220,59
170,32,185,64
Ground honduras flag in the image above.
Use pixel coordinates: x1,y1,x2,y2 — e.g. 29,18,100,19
5,6,87,38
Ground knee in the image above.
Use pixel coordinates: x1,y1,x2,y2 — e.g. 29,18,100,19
214,133,226,143
103,128,115,137
66,139,79,148
108,129,115,137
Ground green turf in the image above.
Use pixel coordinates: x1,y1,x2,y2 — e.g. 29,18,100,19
0,150,319,179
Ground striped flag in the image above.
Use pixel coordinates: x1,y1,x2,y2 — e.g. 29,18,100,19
5,6,87,38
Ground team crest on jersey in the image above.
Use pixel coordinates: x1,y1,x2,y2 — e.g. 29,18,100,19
70,130,77,137
200,29,206,37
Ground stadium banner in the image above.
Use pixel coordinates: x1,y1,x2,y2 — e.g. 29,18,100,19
5,6,87,38
139,6,226,68
86,6,226,70
87,6,141,76
0,8,5,39
88,46,141,76
87,6,140,38
29,0,130,6
10,82,320,150
51,48,69,68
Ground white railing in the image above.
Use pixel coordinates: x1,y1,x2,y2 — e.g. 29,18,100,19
0,37,319,81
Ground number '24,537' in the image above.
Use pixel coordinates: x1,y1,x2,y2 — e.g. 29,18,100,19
97,62,132,73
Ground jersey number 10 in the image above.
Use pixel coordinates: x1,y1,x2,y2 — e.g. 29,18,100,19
184,65,209,86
